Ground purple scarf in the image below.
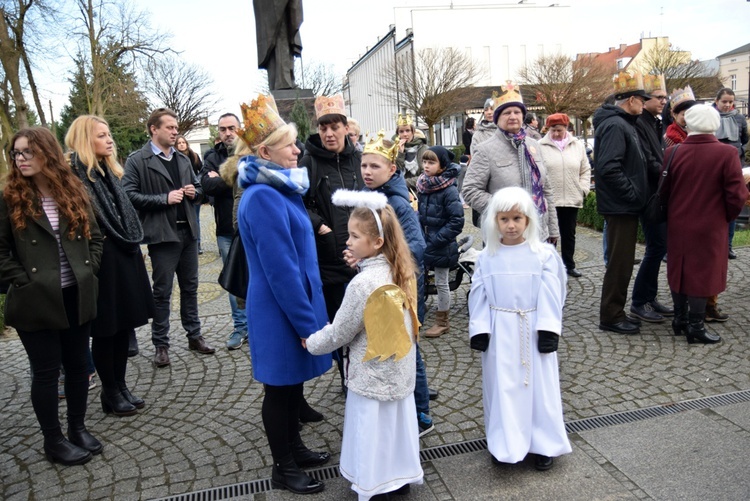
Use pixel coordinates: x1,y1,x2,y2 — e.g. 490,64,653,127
416,172,455,194
502,128,547,214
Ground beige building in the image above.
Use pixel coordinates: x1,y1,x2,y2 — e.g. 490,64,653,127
718,43,750,112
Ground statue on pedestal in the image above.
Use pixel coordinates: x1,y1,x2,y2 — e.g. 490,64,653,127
254,0,303,91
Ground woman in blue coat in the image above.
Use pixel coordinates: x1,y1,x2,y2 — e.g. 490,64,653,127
235,95,331,495
417,146,464,337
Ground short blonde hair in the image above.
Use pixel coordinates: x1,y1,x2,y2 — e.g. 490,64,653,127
65,115,123,180
348,117,361,136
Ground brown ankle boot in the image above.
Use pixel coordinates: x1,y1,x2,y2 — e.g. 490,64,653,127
424,310,450,338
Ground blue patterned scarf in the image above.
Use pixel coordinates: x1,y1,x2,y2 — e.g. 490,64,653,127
502,129,547,214
237,155,309,195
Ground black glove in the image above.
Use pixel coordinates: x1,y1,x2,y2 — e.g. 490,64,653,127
538,330,559,353
470,333,490,352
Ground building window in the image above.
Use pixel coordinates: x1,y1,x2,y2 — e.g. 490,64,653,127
731,74,737,91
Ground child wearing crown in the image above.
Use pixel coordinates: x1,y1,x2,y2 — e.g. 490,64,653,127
395,114,428,191
304,191,424,500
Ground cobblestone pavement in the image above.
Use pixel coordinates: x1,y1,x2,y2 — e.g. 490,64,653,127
1,207,748,500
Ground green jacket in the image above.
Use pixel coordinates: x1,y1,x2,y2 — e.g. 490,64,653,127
0,197,103,332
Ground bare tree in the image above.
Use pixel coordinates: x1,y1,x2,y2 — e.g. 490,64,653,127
0,0,38,131
382,47,483,144
636,41,722,98
72,0,170,116
296,59,343,97
519,53,613,118
146,56,218,134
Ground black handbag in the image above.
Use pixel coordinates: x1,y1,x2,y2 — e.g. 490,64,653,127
218,233,248,298
644,144,680,224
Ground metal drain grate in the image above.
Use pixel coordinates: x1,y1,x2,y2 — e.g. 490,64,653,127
151,389,750,501
565,388,750,434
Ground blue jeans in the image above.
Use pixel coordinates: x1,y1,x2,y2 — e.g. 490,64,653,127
194,205,202,246
602,220,608,267
217,235,248,334
414,344,429,416
729,220,736,249
631,218,667,307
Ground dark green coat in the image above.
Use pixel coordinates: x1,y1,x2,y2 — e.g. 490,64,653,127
0,197,103,332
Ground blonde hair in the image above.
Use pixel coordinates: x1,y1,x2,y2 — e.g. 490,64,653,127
348,117,361,136
482,186,542,255
64,115,123,180
350,205,417,311
221,123,298,186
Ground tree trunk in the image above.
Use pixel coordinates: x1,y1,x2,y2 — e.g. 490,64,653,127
0,11,29,129
21,48,46,125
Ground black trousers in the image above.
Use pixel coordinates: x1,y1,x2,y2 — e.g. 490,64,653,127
262,383,303,462
92,329,130,392
600,215,639,324
18,286,91,438
556,206,579,271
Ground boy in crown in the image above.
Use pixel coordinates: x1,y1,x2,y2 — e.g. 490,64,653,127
354,131,437,437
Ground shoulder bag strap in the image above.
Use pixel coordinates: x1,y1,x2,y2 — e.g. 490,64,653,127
656,143,680,196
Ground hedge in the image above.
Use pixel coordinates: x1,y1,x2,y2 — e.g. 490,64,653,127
577,191,645,243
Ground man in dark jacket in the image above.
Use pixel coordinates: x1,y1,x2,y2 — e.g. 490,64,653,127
593,88,651,335
201,112,248,350
629,86,674,323
300,97,362,406
123,108,215,367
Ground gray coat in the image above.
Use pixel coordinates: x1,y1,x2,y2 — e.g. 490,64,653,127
123,142,203,245
462,129,559,241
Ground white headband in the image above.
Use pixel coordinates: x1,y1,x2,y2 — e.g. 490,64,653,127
332,189,388,238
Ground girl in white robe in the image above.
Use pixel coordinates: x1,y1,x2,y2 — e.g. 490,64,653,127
305,192,424,500
468,186,572,470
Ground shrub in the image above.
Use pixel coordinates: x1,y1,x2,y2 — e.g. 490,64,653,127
577,191,644,243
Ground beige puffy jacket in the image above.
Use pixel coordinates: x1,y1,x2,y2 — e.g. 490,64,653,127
538,134,591,208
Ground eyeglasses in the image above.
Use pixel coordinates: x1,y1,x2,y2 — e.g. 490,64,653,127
10,149,34,160
218,126,237,133
651,95,668,102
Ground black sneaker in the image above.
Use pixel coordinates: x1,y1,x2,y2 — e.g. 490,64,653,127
629,303,665,323
418,412,434,437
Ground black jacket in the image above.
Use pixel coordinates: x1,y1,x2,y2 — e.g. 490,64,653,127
635,111,664,195
299,134,363,285
592,105,650,216
201,142,234,237
417,165,464,268
123,142,203,244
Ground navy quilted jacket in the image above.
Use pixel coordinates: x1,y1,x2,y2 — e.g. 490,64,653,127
417,164,464,268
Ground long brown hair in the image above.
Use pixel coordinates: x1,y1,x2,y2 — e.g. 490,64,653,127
4,127,93,239
350,205,417,310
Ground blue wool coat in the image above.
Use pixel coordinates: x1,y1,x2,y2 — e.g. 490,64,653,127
417,165,465,268
237,184,331,386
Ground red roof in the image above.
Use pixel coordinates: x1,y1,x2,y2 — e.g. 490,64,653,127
578,42,642,71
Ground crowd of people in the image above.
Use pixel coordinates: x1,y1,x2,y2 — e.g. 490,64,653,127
2,73,748,499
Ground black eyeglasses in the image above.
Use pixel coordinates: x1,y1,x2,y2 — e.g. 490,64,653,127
652,95,668,102
10,149,34,160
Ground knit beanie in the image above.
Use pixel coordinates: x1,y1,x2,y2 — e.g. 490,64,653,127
427,145,455,169
685,104,720,135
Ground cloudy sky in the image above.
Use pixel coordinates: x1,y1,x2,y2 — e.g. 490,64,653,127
37,0,749,121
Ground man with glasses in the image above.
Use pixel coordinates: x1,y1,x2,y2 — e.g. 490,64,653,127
592,76,652,335
201,113,248,351
629,79,674,324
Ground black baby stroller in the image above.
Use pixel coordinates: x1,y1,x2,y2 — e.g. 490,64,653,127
425,235,478,296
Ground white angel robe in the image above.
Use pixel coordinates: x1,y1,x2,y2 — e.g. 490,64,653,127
468,241,572,463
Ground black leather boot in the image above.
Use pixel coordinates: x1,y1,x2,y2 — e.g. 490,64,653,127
299,397,324,423
127,330,139,357
101,387,138,416
671,302,688,336
43,429,92,466
68,423,103,455
118,383,145,409
271,453,325,494
290,435,330,467
687,313,721,344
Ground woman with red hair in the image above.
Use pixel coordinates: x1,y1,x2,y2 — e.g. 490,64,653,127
0,127,103,465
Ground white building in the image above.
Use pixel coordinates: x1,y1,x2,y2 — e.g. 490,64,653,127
718,43,750,114
345,2,573,142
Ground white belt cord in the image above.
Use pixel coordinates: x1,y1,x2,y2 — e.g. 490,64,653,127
490,305,537,386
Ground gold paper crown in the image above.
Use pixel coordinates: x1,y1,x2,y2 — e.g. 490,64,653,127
237,94,286,147
396,113,413,127
670,85,696,108
314,93,346,119
492,81,524,109
643,74,666,94
613,71,645,95
363,129,399,163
